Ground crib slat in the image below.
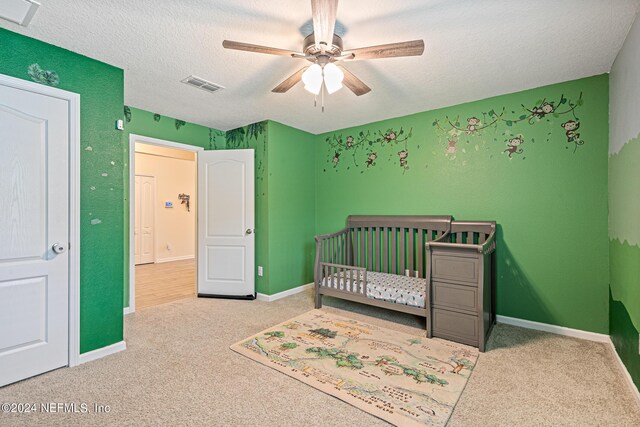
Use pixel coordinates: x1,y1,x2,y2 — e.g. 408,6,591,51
346,230,352,264
360,227,365,268
399,227,405,275
456,232,462,244
417,228,424,278
367,227,373,271
408,228,414,275
375,227,381,272
391,228,397,274
382,227,389,273
478,232,486,244
324,264,328,288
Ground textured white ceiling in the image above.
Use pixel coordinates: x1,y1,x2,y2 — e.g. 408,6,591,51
3,0,639,133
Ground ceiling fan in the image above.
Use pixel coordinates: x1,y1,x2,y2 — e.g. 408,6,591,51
222,0,424,101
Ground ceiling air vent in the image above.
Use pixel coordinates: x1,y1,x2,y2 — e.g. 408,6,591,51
181,75,225,94
0,0,40,26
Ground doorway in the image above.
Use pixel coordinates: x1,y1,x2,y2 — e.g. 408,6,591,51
128,135,202,312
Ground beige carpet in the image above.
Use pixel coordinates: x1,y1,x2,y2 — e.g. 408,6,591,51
0,289,638,426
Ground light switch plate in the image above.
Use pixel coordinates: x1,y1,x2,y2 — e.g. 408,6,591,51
258,266,263,276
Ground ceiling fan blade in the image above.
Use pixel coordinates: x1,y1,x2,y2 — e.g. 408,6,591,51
338,66,371,96
222,40,301,57
344,40,425,60
311,0,338,50
272,67,308,93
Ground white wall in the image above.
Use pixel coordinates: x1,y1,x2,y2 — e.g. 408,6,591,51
610,11,640,155
135,148,196,263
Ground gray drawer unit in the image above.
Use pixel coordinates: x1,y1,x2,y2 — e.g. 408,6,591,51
426,221,497,352
432,252,479,284
432,281,478,312
432,308,478,347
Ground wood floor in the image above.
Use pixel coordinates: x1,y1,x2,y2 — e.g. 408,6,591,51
135,259,196,310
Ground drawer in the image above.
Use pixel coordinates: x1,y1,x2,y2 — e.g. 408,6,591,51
432,308,478,346
431,253,479,284
432,281,478,312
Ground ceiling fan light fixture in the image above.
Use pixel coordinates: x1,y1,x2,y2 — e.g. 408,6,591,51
302,63,323,95
323,62,344,94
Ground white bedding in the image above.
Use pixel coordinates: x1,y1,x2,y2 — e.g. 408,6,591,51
321,270,426,308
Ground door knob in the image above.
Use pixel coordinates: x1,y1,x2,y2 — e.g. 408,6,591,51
246,229,253,235
52,243,66,254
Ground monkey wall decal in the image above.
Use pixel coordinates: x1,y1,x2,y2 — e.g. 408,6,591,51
466,117,481,134
561,120,581,142
503,137,524,158
397,150,408,168
366,151,378,167
383,131,397,144
332,151,340,166
531,101,555,118
345,135,354,149
445,138,458,155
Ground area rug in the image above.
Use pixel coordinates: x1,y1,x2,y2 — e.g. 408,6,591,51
230,310,478,426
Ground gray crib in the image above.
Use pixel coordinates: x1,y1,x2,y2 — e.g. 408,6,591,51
314,215,497,351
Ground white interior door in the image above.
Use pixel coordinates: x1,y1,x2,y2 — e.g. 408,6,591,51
198,149,255,297
135,175,155,265
0,80,70,387
134,176,141,264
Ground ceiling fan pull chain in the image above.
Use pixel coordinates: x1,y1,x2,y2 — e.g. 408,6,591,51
322,85,325,112
314,94,317,108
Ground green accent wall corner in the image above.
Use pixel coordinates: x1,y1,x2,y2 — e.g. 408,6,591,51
610,289,640,388
266,121,316,295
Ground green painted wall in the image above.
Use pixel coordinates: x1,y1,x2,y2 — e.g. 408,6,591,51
315,75,610,333
267,122,316,295
0,28,125,353
608,137,640,387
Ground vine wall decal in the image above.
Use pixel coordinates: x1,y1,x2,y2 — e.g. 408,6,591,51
433,92,585,160
323,92,586,173
27,63,60,86
324,127,414,173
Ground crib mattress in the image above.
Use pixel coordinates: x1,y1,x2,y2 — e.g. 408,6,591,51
321,271,426,308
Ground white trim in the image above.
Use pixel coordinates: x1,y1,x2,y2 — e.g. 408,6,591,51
156,255,195,263
0,74,82,369
128,133,202,313
130,134,205,152
123,307,133,316
608,338,640,408
257,283,314,302
77,341,127,365
496,315,610,342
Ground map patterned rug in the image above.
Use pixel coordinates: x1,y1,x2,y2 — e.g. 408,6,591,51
231,310,478,426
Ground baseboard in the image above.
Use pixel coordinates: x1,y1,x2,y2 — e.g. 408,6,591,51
123,306,133,315
496,315,610,342
155,255,195,264
608,338,640,408
78,341,127,365
256,283,313,302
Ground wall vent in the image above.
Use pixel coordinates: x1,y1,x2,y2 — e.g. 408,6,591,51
0,0,40,26
181,75,225,94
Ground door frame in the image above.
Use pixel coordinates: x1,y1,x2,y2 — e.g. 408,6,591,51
0,74,81,367
127,134,203,313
